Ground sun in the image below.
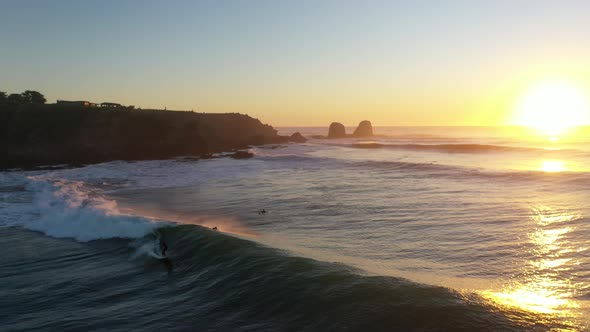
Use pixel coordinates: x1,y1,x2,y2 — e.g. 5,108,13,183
513,80,590,136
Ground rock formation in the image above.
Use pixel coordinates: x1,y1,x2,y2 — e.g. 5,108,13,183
0,104,284,169
353,120,373,137
289,132,306,143
328,122,346,138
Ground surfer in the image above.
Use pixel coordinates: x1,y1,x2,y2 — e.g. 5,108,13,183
159,239,168,256
159,240,173,272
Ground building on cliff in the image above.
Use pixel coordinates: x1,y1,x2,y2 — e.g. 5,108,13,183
100,102,123,108
57,100,97,107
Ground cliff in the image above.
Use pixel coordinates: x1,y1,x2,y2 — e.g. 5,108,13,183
0,104,286,169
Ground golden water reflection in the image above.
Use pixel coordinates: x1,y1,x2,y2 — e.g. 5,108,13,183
540,160,567,172
484,206,582,321
489,278,578,314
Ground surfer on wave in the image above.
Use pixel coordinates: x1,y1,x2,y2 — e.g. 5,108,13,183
160,239,168,256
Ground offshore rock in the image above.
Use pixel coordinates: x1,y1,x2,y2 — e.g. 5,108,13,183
353,120,373,137
289,132,307,143
328,122,346,138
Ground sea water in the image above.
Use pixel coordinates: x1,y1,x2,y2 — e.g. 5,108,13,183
1,126,589,331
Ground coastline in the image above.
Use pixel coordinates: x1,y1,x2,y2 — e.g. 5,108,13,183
0,104,290,170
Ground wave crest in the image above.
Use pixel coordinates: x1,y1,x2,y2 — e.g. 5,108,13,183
350,143,547,153
11,177,164,242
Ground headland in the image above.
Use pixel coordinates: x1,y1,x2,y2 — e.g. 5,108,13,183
0,102,291,170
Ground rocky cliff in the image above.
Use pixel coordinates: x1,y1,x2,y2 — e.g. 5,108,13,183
0,104,286,169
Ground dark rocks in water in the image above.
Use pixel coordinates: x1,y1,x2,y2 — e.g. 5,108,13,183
289,132,307,143
310,135,325,139
328,122,346,138
230,151,254,159
199,153,216,159
353,120,373,137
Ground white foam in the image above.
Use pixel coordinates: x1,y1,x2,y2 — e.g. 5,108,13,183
4,177,166,242
128,234,162,260
0,145,312,242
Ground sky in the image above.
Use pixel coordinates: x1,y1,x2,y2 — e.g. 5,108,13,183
2,0,590,126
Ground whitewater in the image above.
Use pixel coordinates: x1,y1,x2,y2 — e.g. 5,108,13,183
1,126,589,331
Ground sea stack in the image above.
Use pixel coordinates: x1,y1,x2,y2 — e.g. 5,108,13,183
328,122,346,138
353,120,373,137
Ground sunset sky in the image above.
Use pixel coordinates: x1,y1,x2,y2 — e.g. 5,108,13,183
2,0,590,126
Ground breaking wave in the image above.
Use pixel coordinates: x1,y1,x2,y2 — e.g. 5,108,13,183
3,177,165,242
349,142,567,154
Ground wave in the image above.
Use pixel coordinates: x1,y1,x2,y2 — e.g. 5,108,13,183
349,142,563,154
3,177,166,242
0,175,578,330
3,175,259,242
353,159,590,187
119,225,557,331
3,220,564,331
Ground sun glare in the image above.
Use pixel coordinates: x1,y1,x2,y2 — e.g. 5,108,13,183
514,81,590,136
540,160,567,173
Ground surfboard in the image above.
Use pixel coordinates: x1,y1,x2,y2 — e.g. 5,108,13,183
149,250,166,260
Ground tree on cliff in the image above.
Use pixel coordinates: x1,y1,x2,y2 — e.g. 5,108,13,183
0,91,6,103
21,90,46,104
7,93,24,104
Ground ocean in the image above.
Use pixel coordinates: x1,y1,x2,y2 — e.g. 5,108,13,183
1,126,589,331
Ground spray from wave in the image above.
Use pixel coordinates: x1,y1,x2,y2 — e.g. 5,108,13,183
7,177,166,242
6,175,257,243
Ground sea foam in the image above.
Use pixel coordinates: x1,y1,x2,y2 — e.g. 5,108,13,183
10,177,165,242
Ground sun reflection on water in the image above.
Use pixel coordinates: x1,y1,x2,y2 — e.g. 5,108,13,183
540,160,567,172
484,206,583,323
489,279,578,314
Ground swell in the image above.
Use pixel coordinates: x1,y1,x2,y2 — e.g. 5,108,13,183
6,156,589,245
0,174,576,331
349,142,574,154
129,224,555,331
352,159,590,185
251,147,590,186
0,221,576,332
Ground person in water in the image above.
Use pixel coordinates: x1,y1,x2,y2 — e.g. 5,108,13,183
160,239,168,256
258,209,266,214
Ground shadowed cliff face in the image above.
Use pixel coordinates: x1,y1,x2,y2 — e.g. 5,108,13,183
0,104,286,168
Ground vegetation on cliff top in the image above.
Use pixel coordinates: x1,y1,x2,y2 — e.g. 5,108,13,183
0,90,47,105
